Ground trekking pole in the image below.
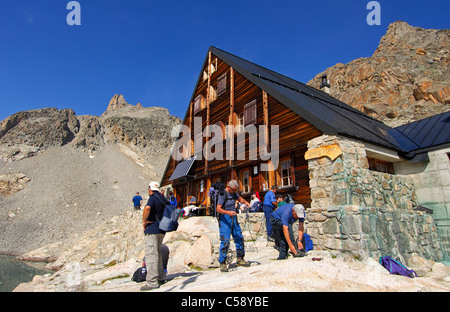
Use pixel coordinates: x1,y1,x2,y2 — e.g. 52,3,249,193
243,208,258,253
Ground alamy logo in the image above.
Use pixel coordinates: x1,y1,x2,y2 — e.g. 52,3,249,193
366,1,381,26
172,117,280,171
66,1,81,26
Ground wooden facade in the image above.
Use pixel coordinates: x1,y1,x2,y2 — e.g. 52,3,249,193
161,49,323,211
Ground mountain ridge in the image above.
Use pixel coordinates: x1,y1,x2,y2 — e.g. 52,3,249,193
307,21,450,127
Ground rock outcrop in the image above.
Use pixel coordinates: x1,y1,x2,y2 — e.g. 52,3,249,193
0,94,181,177
0,95,181,256
0,173,30,197
308,21,450,127
0,108,79,162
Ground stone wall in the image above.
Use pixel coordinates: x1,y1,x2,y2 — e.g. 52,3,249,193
394,147,450,261
306,135,444,262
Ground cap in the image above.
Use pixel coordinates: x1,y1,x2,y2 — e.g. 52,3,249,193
293,204,305,218
149,181,160,191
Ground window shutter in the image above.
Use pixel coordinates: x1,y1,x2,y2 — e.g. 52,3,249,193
194,95,202,114
217,73,227,96
244,100,257,126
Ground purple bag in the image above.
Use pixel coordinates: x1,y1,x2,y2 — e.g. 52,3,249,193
379,256,417,278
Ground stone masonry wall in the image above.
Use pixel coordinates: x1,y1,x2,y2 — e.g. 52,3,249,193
307,135,443,262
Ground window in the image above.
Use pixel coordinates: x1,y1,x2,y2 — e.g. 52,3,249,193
209,85,217,103
237,113,244,133
244,100,257,126
260,169,269,191
194,131,203,157
368,157,394,174
217,73,227,96
194,94,204,114
376,163,388,173
241,170,250,194
281,159,292,187
210,58,217,75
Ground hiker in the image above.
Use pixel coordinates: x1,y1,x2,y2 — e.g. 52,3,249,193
142,244,170,274
270,204,306,260
216,180,252,272
132,192,143,210
250,193,260,207
248,192,262,212
276,194,286,207
169,191,177,207
263,185,278,241
141,181,170,291
186,193,197,206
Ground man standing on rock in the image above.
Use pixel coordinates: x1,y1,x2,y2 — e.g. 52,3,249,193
141,181,169,291
216,180,252,272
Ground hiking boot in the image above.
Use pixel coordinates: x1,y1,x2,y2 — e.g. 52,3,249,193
267,236,275,242
236,257,251,267
140,284,160,291
220,262,228,272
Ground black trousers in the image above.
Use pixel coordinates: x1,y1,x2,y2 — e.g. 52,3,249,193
270,216,295,259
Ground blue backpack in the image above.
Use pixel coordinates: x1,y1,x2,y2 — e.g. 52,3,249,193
155,195,181,232
379,256,417,278
302,233,313,252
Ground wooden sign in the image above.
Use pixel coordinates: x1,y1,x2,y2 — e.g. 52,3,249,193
305,144,342,161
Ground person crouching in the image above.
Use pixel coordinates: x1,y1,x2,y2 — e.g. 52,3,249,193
270,204,306,260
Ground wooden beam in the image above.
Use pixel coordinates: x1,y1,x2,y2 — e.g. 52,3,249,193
263,90,269,147
229,67,235,168
206,177,211,215
205,52,211,175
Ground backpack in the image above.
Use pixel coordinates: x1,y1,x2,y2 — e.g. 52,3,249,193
155,194,181,232
210,182,227,219
302,233,313,252
284,194,295,204
131,267,147,283
249,201,263,212
379,256,417,278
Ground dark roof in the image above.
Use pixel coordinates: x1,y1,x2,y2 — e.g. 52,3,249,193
162,47,449,185
393,111,450,154
208,46,419,153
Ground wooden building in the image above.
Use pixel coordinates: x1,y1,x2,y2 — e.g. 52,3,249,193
160,47,421,212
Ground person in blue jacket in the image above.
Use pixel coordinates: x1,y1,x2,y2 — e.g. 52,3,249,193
263,185,278,241
169,191,177,207
132,192,143,210
270,203,306,260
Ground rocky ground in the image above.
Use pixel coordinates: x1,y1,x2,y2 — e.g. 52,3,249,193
0,145,155,256
12,215,450,293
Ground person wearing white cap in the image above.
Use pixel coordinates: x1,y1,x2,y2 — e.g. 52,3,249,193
141,181,170,291
270,203,306,260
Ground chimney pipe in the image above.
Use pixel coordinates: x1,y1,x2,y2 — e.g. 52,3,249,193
320,74,330,94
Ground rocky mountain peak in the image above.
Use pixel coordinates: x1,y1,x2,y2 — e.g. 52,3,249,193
308,21,450,127
106,94,132,112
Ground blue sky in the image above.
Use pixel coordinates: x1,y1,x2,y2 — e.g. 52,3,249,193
0,0,448,122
